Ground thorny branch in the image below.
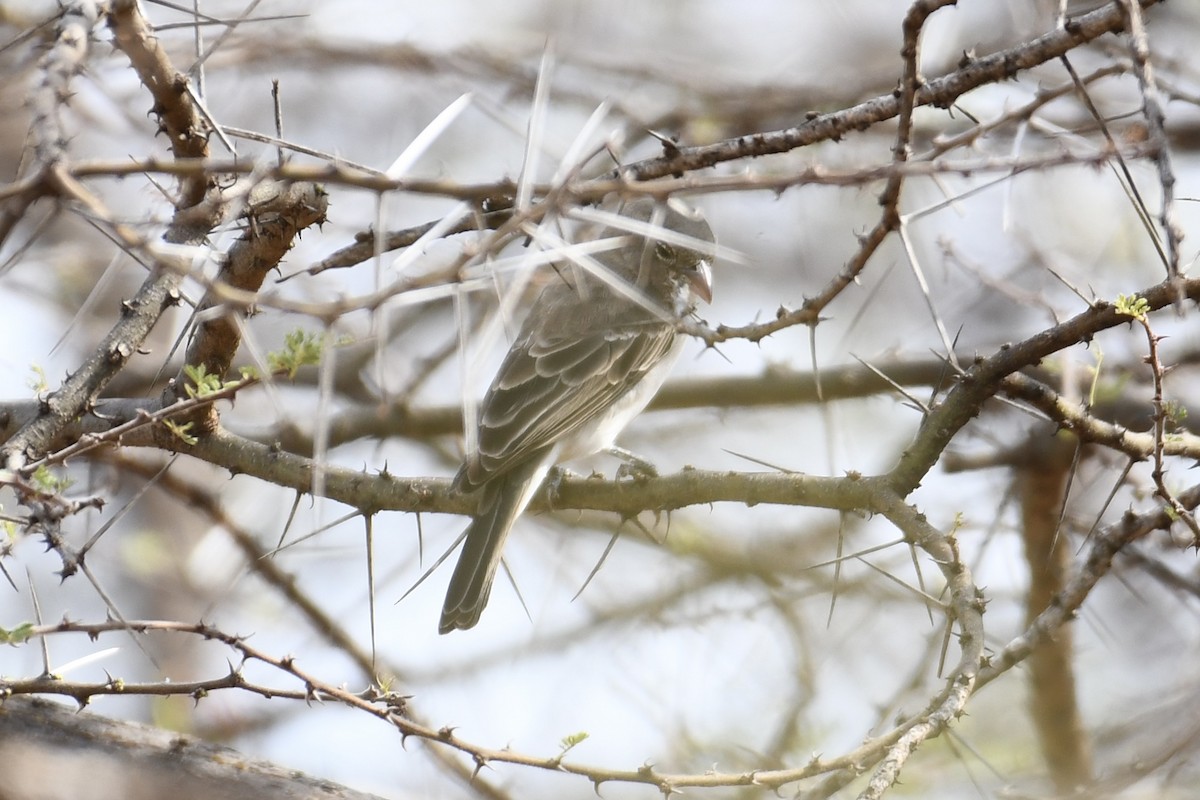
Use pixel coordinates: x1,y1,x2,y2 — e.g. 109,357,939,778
0,0,1195,797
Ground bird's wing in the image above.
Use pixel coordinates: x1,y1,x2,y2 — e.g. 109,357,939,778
456,321,676,490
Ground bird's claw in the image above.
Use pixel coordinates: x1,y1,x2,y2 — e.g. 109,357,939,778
545,465,577,506
610,447,659,481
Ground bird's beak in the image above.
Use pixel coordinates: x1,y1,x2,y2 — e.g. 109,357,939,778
689,259,713,305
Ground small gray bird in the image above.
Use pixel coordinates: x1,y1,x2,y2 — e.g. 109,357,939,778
440,198,715,633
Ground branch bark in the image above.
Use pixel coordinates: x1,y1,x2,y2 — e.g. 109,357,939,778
0,697,388,800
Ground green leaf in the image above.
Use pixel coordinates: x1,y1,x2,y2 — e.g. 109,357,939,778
163,419,198,445
266,329,327,378
0,622,34,644
183,363,225,399
26,364,48,394
1114,293,1150,322
31,465,72,493
560,731,589,751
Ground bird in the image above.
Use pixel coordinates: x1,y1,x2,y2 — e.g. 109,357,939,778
439,198,715,633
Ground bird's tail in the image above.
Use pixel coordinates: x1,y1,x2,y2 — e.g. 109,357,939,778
439,456,550,634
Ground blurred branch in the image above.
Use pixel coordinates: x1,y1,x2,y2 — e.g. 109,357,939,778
612,0,1162,182
95,451,515,799
0,3,100,248
8,341,1200,501
233,348,1200,456
980,479,1200,687
1016,437,1094,791
1116,0,1183,278
0,697,389,800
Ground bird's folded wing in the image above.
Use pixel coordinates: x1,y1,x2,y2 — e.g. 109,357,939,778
455,323,675,490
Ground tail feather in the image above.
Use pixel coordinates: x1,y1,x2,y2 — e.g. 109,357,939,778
439,454,551,633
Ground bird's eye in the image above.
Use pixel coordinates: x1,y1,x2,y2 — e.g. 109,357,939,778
654,241,677,264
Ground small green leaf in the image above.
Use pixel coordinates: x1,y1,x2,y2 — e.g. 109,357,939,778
560,731,589,751
0,622,35,644
1165,400,1187,430
183,364,225,399
163,419,198,445
1114,293,1150,322
267,329,327,378
26,364,48,394
31,465,72,493
1,509,15,541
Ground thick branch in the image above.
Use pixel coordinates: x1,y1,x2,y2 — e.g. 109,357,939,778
175,181,329,414
0,224,190,470
108,0,211,206
0,697,387,800
168,426,882,518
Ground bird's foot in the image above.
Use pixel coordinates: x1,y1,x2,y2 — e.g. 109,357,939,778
545,465,578,506
609,446,659,481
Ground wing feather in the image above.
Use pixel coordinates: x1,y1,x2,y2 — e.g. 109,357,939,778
457,323,675,490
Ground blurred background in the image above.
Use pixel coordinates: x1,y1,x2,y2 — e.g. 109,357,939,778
3,1,1200,797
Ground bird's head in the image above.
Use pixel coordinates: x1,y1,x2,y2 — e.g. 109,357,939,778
606,198,715,316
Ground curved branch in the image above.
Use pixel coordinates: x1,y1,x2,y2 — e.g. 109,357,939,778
888,276,1200,494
